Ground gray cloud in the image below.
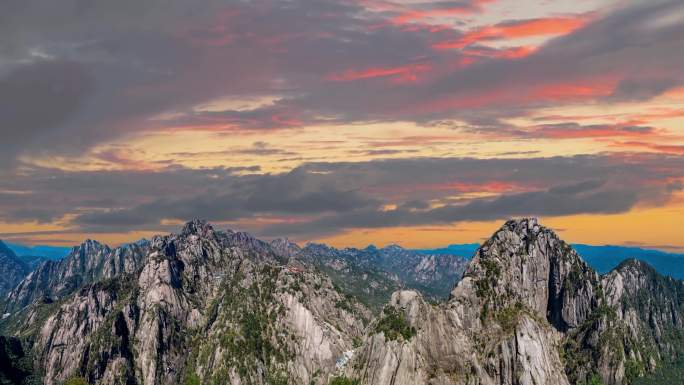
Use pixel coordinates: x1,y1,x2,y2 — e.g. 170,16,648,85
608,78,677,102
0,60,93,167
261,183,640,236
1,0,683,243
2,154,683,237
0,0,682,168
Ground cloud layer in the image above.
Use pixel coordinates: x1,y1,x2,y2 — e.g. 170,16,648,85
1,0,683,244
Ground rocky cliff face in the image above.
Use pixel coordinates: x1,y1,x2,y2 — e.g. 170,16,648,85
349,218,684,385
2,218,683,385
295,243,468,312
4,239,149,312
0,240,29,299
567,259,684,384
377,244,468,299
12,220,370,385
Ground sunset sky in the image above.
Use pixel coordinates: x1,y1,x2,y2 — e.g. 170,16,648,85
1,0,684,250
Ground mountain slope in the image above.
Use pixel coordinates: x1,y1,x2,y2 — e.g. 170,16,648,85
0,241,30,299
1,220,371,385
348,218,684,385
6,243,70,261
3,239,150,313
573,244,684,278
421,243,684,280
2,218,683,385
295,243,468,311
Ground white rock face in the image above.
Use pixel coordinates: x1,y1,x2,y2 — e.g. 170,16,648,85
38,284,120,385
350,218,674,385
4,239,149,312
31,220,369,385
9,218,684,385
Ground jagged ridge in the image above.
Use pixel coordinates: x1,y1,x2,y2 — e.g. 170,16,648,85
349,218,684,385
1,218,683,385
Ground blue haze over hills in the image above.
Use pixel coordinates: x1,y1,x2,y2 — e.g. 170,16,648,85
5,243,70,260
418,243,684,279
5,240,684,280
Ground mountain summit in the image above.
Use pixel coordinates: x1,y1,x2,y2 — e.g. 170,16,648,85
1,218,683,385
347,218,684,385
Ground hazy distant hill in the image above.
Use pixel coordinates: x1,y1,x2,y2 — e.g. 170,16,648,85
5,243,70,261
3,219,684,385
419,243,684,279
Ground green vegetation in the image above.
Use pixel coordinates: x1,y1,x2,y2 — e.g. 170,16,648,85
584,374,604,385
633,356,684,385
0,336,41,385
184,373,201,385
494,302,523,334
334,294,356,313
560,305,619,384
474,259,501,299
186,264,296,384
329,376,360,385
374,306,416,342
322,265,397,314
64,377,89,385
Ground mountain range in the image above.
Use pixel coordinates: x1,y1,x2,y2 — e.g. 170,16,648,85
4,244,70,262
7,239,684,282
1,218,683,385
421,243,684,279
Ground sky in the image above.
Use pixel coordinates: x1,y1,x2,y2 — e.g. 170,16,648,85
1,0,684,250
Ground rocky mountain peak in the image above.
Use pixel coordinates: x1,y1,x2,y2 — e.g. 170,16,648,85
4,219,684,385
364,244,378,252
498,216,541,238
458,217,598,332
77,239,110,253
382,243,404,252
302,242,334,254
180,218,214,237
270,237,301,258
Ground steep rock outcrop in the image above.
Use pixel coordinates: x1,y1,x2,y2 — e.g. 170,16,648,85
352,218,684,385
0,240,29,299
295,242,468,312
4,240,149,312
30,220,370,385
4,218,684,385
352,218,578,385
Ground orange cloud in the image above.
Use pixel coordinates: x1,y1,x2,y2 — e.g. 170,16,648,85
433,16,588,50
432,181,527,193
464,45,537,60
612,141,684,155
362,180,531,198
403,76,619,118
327,63,431,83
530,78,616,101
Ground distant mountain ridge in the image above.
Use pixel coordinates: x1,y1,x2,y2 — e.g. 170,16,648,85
348,218,684,385
5,243,70,261
5,238,683,280
0,241,30,298
419,243,684,279
293,242,468,310
3,239,150,313
1,219,684,384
